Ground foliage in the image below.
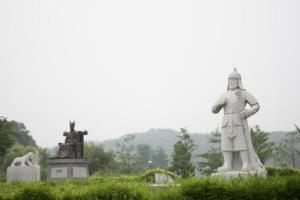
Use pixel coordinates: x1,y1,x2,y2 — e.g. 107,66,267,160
14,186,55,200
85,142,117,174
115,134,138,174
136,144,153,171
141,168,180,183
90,172,141,182
198,129,222,175
151,147,169,169
9,121,36,147
0,117,14,159
170,128,195,178
271,142,289,167
0,173,300,200
250,125,274,163
266,166,300,177
37,147,50,180
136,145,169,171
181,175,300,200
276,125,300,168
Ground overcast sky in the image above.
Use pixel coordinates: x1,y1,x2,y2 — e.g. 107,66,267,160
0,0,299,147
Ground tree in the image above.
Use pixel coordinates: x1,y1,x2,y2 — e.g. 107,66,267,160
9,121,36,147
0,118,14,160
250,125,274,163
170,128,195,178
0,118,37,163
152,147,169,168
136,144,152,171
278,126,300,168
85,142,117,174
198,129,222,175
135,145,169,171
115,134,138,174
271,142,289,167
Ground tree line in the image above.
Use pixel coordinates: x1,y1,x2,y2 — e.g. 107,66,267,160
1,116,300,180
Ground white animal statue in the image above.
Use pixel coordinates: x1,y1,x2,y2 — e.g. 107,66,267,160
10,151,40,167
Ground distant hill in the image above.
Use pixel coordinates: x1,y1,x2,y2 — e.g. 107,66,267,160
100,128,211,156
100,128,288,157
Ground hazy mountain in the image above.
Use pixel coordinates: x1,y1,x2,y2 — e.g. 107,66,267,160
100,128,289,156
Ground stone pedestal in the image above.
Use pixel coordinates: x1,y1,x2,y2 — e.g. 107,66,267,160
211,171,264,180
47,158,89,180
154,173,174,184
6,166,40,182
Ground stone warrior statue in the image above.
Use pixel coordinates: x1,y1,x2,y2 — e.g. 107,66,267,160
212,68,266,175
57,121,88,158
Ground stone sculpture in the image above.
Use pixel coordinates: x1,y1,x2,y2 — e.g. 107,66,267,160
11,151,40,167
212,68,266,176
47,121,89,180
7,151,40,182
56,121,88,158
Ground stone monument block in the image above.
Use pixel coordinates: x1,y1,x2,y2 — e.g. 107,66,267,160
47,158,89,180
7,165,40,182
211,171,263,180
154,173,174,184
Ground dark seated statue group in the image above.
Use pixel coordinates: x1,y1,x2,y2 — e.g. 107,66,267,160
57,121,88,158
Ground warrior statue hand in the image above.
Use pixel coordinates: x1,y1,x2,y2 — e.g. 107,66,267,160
240,109,252,119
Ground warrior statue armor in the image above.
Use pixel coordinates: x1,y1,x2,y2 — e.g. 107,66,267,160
212,68,266,174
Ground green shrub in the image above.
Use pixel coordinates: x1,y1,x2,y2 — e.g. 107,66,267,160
181,175,300,200
90,172,140,182
181,178,229,200
141,168,180,183
13,186,55,200
284,175,300,199
1,173,300,200
266,166,300,176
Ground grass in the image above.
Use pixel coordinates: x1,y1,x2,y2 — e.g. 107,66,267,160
0,173,300,200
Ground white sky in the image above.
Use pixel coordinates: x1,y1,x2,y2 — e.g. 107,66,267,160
0,0,299,147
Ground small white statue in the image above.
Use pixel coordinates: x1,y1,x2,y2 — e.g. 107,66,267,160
212,68,266,175
11,151,40,167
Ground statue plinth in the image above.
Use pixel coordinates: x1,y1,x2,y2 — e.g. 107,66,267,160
47,158,89,180
7,165,40,182
211,171,266,180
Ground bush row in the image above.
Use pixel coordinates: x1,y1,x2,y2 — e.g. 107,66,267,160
181,175,300,200
266,166,300,177
1,174,300,200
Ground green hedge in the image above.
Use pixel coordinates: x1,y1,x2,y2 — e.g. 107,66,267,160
14,187,55,200
266,166,300,177
0,173,300,200
181,175,300,200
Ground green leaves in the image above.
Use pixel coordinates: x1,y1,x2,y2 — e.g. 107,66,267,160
198,129,222,176
0,117,14,157
170,128,195,178
250,125,274,163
